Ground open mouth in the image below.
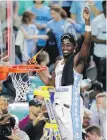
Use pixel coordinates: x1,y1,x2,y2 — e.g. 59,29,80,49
63,51,69,55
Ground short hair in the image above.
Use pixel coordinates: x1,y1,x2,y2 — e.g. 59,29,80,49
61,33,77,47
86,125,102,137
91,81,103,92
29,99,42,107
51,4,67,19
22,11,34,24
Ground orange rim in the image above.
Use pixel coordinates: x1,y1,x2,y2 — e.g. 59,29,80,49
0,66,9,73
9,64,47,73
0,66,9,80
0,73,8,80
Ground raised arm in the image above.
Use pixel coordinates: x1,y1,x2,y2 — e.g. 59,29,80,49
74,7,91,73
37,61,59,86
37,70,54,86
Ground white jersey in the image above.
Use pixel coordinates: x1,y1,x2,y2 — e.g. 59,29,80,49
55,59,83,105
54,60,83,140
55,60,64,88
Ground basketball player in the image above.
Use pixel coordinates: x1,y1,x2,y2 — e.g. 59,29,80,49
30,7,91,140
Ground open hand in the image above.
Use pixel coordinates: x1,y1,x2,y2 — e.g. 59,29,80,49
83,7,91,20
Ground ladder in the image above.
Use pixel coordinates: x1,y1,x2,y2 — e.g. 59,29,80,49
34,86,62,140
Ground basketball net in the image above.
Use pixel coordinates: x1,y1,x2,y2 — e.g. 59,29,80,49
11,73,31,102
0,48,45,102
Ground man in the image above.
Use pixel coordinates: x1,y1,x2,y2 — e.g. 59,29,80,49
70,0,102,34
83,108,92,129
30,7,91,140
0,96,29,140
91,1,106,81
19,99,43,130
96,93,106,139
82,108,92,140
85,125,103,140
20,99,47,140
80,78,92,108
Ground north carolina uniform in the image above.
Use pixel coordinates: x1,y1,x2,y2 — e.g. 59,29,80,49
54,60,83,140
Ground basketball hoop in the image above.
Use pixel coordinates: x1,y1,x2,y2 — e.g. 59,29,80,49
0,64,47,102
9,64,46,73
0,66,9,80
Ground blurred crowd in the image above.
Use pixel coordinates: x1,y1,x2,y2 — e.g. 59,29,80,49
0,0,106,140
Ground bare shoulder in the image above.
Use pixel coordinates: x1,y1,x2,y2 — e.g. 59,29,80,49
54,60,60,69
54,56,64,68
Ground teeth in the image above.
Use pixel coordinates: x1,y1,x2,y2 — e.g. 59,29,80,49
63,51,68,53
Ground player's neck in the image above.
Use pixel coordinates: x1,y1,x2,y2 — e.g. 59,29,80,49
61,58,67,65
63,55,70,63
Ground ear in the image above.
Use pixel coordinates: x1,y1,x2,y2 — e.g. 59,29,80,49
73,49,76,54
74,43,79,54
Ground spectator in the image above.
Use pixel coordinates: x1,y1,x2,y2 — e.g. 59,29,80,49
91,1,106,81
81,78,92,93
18,0,49,16
27,0,51,51
0,96,29,140
47,4,80,56
48,1,72,17
96,93,107,139
19,99,42,130
20,11,38,62
85,125,103,140
21,99,46,140
0,114,30,140
89,81,103,111
81,78,92,108
18,0,34,16
70,0,103,34
15,11,48,63
83,108,92,129
89,81,104,127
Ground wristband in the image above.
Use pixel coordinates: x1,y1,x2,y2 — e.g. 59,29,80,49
85,25,91,32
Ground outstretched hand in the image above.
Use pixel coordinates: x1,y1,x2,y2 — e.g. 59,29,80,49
83,7,91,20
27,49,43,65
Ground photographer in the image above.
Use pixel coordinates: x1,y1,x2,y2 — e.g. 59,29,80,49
0,113,20,140
0,113,30,140
0,96,30,140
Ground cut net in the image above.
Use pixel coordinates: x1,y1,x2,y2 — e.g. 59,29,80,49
0,64,47,102
11,73,31,102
